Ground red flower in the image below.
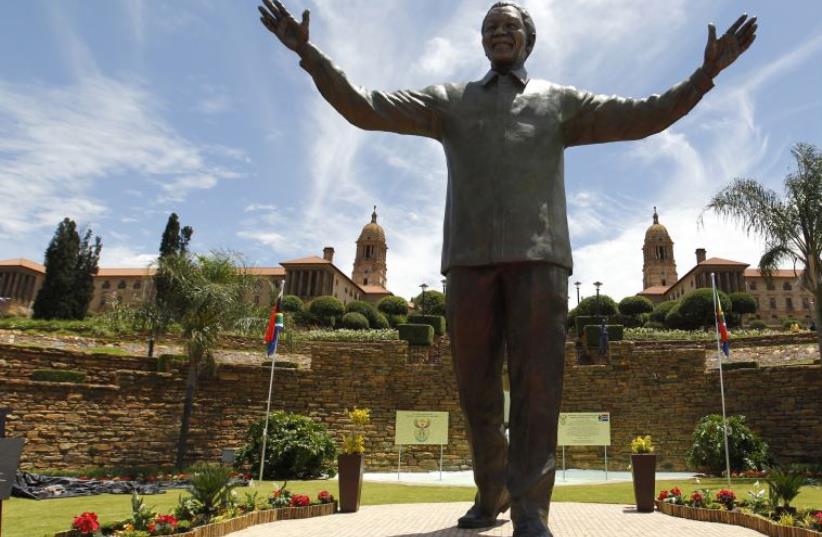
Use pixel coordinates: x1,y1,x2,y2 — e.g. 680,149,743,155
716,489,736,509
670,487,682,497
72,512,100,535
318,490,334,504
657,490,669,501
689,490,705,507
289,494,311,507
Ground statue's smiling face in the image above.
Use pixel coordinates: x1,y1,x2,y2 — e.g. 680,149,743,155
482,6,528,69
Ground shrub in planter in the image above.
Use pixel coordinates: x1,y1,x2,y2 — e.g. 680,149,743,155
341,312,369,330
398,323,434,346
32,369,86,383
377,295,409,316
345,300,381,328
767,467,808,513
188,464,238,520
574,315,606,338
407,313,446,335
236,411,337,480
583,324,624,347
686,415,770,474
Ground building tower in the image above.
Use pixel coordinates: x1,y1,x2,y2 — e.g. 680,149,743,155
642,207,678,289
352,206,388,289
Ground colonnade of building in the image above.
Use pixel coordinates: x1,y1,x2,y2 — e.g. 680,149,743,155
0,270,39,304
284,268,333,298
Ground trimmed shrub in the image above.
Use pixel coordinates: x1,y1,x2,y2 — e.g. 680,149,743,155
686,414,770,474
618,296,654,316
407,313,446,335
583,324,624,348
675,288,732,330
386,314,408,328
377,296,409,316
664,302,685,329
236,411,337,480
308,296,345,327
412,290,446,316
372,312,390,329
345,300,381,328
610,312,644,328
341,312,369,330
575,315,606,338
280,295,304,313
650,300,677,323
574,294,618,317
398,323,434,346
31,369,86,383
729,292,757,315
749,320,768,330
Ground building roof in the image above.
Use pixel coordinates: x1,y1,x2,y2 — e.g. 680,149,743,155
0,258,45,273
360,285,392,295
644,208,672,241
280,255,330,265
358,207,386,242
744,268,803,279
699,257,749,266
245,267,285,277
639,286,670,295
96,267,156,277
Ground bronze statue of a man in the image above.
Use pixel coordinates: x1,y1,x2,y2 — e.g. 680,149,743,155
259,2,756,535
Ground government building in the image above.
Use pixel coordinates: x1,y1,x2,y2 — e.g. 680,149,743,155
0,209,392,315
638,208,815,326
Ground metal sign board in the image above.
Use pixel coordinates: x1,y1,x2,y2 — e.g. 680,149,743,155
558,412,611,446
395,411,449,445
0,438,24,500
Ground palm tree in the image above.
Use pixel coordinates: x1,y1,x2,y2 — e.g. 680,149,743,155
704,143,821,357
158,251,258,469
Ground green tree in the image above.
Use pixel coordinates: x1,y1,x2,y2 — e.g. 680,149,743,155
159,252,257,468
650,300,677,324
574,294,618,317
674,288,732,330
280,294,304,313
705,142,822,357
618,296,654,316
377,295,409,316
33,218,101,320
729,291,757,328
412,289,445,315
308,296,345,327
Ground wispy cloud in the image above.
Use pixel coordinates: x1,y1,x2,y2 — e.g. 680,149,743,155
100,245,156,268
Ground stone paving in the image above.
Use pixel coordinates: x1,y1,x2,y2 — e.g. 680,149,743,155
231,502,763,537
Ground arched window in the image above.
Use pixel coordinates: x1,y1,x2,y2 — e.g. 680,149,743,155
363,278,368,285
782,282,792,291
102,280,111,289
117,280,127,289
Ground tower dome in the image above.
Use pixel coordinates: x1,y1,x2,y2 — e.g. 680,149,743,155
352,206,388,288
642,207,678,289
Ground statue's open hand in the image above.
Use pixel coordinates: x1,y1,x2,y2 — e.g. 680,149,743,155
259,0,309,54
703,14,757,78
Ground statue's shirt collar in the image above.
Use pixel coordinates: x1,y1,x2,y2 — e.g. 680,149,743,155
479,67,530,87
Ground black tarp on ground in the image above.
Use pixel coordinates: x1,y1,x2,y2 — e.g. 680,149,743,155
13,472,191,500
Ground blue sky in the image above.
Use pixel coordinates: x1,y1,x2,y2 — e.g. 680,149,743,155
2,1,821,306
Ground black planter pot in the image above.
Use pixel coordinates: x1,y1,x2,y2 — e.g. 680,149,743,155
338,453,364,513
631,453,657,512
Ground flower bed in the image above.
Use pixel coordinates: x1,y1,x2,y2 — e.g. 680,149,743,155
657,500,821,537
54,503,336,537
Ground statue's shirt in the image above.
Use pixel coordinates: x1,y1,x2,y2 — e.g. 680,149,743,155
299,44,713,274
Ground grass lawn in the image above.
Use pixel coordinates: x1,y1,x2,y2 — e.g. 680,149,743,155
5,478,820,537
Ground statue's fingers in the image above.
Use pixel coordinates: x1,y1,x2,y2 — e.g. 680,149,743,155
301,9,310,28
258,5,278,25
272,0,292,19
739,32,756,53
726,13,747,35
708,23,717,43
737,16,757,37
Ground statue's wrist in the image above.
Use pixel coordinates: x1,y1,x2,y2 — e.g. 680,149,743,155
296,40,310,58
702,61,720,79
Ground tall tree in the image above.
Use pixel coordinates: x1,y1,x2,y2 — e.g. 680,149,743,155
705,142,822,356
32,218,101,320
159,252,257,469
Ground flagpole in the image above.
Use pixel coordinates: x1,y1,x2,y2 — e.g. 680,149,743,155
259,283,285,483
710,273,732,487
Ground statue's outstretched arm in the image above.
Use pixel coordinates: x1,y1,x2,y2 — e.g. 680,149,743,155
259,1,446,139
562,14,757,147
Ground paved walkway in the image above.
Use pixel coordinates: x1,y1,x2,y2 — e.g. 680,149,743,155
231,502,762,536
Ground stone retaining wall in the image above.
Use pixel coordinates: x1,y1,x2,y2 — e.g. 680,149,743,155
0,337,819,473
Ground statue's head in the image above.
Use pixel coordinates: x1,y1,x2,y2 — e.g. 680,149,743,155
482,2,536,71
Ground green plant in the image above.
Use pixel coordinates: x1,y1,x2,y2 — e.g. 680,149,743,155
377,296,409,316
407,313,446,335
280,295,304,313
782,317,801,330
619,296,654,316
345,300,381,327
31,369,86,383
173,495,202,522
308,296,345,327
574,315,606,338
386,313,408,328
574,295,618,317
398,323,434,346
187,464,238,520
239,491,260,513
673,288,733,330
631,435,654,454
686,415,770,474
744,481,769,514
341,312,369,330
268,482,292,508
749,320,768,330
643,320,666,329
341,408,371,454
650,300,677,323
767,468,808,512
296,328,397,342
236,411,337,480
583,324,624,348
412,290,446,316
777,513,796,527
372,312,390,329
130,494,156,531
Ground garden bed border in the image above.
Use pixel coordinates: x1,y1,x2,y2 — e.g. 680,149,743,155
54,502,337,537
656,500,821,536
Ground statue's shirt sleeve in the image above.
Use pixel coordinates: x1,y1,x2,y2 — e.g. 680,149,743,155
299,43,448,140
560,67,714,147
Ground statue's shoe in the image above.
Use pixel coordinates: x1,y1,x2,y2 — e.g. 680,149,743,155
456,501,510,529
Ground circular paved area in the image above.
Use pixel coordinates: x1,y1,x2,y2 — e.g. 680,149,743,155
231,502,762,536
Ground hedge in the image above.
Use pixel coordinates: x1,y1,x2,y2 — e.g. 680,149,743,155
583,324,624,348
397,323,434,346
407,314,446,335
31,369,87,383
575,315,606,338
341,312,369,330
